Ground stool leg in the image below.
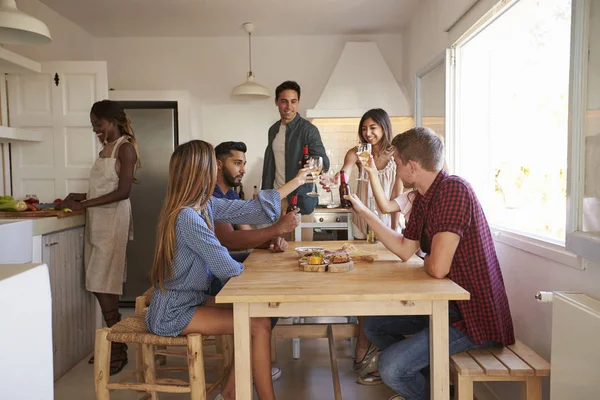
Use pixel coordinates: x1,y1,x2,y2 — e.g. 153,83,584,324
455,372,474,400
94,328,111,400
522,376,542,400
142,344,158,400
215,335,225,376
188,334,207,400
135,343,144,383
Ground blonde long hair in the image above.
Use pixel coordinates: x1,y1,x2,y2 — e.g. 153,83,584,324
91,100,142,182
151,140,217,290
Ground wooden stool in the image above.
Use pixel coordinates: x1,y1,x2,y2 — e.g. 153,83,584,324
94,311,232,400
451,340,551,400
134,288,230,379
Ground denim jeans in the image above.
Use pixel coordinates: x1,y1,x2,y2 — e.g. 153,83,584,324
363,311,495,400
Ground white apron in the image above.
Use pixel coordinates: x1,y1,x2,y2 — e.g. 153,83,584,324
84,136,133,295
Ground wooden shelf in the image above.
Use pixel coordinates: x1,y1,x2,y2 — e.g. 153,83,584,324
0,126,42,143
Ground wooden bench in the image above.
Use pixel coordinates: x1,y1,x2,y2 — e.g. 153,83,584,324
451,340,550,400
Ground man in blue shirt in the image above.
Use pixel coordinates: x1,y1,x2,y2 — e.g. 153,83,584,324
213,141,299,253
213,141,299,382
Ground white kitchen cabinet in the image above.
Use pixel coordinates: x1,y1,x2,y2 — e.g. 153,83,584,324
42,226,96,380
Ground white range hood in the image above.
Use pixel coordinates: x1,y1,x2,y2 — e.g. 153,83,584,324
307,42,411,119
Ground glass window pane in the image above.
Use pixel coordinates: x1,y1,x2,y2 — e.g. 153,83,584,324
583,0,600,235
455,0,572,242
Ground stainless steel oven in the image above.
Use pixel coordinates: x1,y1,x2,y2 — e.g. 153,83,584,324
295,208,353,241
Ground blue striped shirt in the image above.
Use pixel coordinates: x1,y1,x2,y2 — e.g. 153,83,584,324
146,190,280,336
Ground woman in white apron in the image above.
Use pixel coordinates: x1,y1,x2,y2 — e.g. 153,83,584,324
57,100,140,375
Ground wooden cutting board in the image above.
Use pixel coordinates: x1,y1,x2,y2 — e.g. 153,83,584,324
0,209,85,219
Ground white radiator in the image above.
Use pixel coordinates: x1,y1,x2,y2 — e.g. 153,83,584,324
543,292,600,399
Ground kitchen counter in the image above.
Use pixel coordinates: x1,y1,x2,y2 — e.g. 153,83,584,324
0,262,43,281
31,214,85,236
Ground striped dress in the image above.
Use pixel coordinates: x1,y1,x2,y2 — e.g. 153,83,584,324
146,190,281,337
352,159,398,239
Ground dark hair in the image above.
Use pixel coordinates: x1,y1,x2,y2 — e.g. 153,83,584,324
275,81,301,100
391,127,444,172
215,141,247,161
358,108,394,154
91,99,141,180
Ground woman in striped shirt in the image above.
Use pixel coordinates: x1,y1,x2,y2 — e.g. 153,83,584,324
146,140,312,400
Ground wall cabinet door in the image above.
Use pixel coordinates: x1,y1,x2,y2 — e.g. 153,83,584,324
7,62,108,201
42,227,96,380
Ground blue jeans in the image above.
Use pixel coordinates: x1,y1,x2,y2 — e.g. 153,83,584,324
363,311,495,400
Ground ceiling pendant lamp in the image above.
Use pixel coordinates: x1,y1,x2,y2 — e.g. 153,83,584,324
231,22,270,99
0,0,51,45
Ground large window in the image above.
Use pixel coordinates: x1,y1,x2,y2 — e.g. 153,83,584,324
566,0,600,263
450,0,572,243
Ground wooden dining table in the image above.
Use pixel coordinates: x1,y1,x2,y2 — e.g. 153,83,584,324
216,241,470,400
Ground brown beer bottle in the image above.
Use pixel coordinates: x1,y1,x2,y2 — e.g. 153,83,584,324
287,195,299,213
301,145,310,166
339,170,352,208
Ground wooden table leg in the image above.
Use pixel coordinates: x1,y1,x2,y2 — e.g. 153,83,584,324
430,300,450,400
327,325,343,400
234,303,253,400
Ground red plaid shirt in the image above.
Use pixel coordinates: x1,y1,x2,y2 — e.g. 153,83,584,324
404,170,515,345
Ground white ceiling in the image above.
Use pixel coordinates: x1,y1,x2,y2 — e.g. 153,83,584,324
39,0,422,37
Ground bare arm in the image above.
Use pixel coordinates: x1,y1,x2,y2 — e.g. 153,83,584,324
344,193,419,261
389,166,404,231
277,167,314,198
83,143,137,208
215,222,283,251
423,232,460,279
214,210,299,251
341,147,359,180
57,142,137,210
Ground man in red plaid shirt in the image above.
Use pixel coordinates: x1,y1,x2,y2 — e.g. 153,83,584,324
344,127,514,400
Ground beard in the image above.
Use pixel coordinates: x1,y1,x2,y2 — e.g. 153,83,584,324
223,168,243,188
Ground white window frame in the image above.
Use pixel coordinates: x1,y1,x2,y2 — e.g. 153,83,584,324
414,50,454,171
445,0,586,269
565,0,600,264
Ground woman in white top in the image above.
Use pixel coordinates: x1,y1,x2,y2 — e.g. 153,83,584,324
335,109,405,379
340,109,404,238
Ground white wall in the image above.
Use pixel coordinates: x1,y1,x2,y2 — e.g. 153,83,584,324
0,0,95,195
403,1,600,399
6,0,94,60
92,34,405,191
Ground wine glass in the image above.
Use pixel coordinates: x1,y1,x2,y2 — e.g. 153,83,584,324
322,169,340,208
307,156,323,197
357,143,372,181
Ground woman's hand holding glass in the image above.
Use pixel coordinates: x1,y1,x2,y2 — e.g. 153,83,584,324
293,166,317,186
356,152,377,177
357,143,372,181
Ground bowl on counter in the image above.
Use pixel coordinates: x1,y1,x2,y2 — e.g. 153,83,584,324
295,247,325,257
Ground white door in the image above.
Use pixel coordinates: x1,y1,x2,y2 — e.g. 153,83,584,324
7,61,108,202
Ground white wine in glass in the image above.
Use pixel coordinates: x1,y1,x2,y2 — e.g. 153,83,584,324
357,143,372,181
307,156,323,197
322,169,339,208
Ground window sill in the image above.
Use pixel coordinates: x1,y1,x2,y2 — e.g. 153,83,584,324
490,227,584,270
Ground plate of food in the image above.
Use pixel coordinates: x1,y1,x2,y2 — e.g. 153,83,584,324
298,249,354,273
295,247,326,257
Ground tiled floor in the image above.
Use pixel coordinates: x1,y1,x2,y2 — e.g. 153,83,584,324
54,315,396,400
